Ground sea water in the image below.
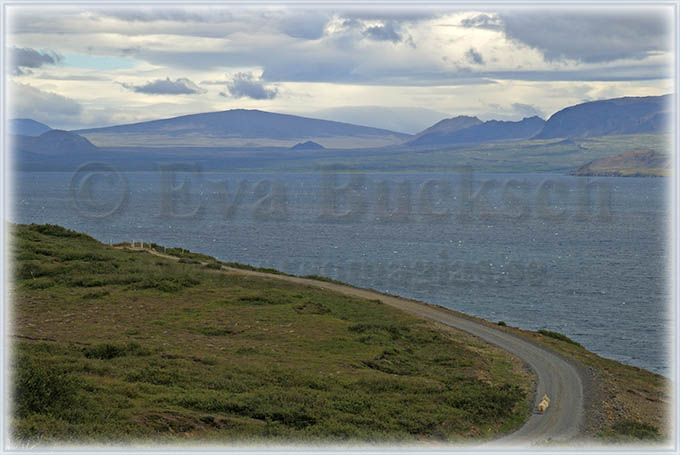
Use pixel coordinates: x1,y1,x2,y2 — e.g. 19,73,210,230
10,170,671,376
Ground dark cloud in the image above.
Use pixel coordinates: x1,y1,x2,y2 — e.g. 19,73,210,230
99,8,231,23
42,7,668,86
341,9,437,22
477,64,670,82
10,47,62,76
121,77,203,95
363,21,401,42
119,47,141,56
137,42,668,86
464,9,671,63
504,10,670,62
223,72,278,99
460,14,501,29
279,11,329,40
341,18,415,46
465,48,484,65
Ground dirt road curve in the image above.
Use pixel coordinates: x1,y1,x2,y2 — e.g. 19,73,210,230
142,248,584,446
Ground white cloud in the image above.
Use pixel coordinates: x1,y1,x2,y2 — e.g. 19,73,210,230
5,5,673,130
9,82,81,128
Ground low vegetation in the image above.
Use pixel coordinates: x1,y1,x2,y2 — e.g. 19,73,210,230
537,330,582,347
10,223,532,444
301,275,347,285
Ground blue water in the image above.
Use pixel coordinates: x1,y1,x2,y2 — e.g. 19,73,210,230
10,170,671,376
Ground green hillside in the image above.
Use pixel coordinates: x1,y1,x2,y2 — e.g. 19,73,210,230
10,224,532,443
279,133,671,173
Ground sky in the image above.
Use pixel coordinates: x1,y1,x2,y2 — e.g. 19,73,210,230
6,5,675,133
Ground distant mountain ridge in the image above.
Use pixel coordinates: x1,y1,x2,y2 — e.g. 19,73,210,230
13,130,98,155
535,95,671,139
73,109,409,148
10,119,51,136
14,93,673,153
409,116,545,146
408,94,670,146
412,115,483,140
291,141,325,151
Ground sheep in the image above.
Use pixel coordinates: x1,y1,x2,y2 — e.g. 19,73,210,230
537,394,550,412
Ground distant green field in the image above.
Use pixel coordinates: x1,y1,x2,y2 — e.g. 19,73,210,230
275,133,671,173
11,224,532,444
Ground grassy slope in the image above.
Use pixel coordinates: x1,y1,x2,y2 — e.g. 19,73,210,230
10,224,532,444
155,244,673,444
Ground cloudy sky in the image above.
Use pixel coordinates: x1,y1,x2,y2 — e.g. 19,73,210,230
6,5,675,133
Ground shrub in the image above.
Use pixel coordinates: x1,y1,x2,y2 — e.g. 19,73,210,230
235,295,286,306
125,367,180,386
17,262,60,280
612,419,660,440
302,275,346,285
23,277,57,290
348,323,409,339
450,382,524,423
28,224,91,239
178,258,200,264
68,275,107,288
497,321,507,327
83,342,148,360
14,359,80,417
538,330,582,347
204,262,222,270
222,262,285,275
136,274,201,292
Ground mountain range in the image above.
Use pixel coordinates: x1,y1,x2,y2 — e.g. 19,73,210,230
408,116,546,146
10,119,51,136
58,94,669,149
535,95,671,139
73,109,409,148
411,115,483,140
13,130,97,155
11,94,672,172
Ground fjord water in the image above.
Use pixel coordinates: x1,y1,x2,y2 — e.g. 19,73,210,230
11,170,670,376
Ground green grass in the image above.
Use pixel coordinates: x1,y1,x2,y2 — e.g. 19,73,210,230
537,330,582,347
10,223,532,444
272,133,671,173
143,242,289,276
220,262,286,275
301,275,348,285
610,419,661,441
